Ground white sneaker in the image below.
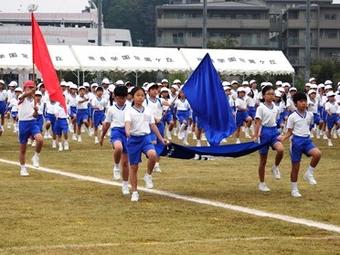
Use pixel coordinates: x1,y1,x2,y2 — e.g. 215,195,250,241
94,137,99,144
27,139,32,145
316,133,320,139
31,140,36,147
194,154,200,160
31,155,40,168
72,134,77,141
20,167,29,177
304,172,317,185
58,143,63,152
144,174,154,189
192,133,197,140
258,182,270,192
77,136,82,143
52,140,57,149
310,132,314,138
236,138,241,144
122,183,130,195
131,191,139,202
333,131,338,139
47,133,52,139
245,133,251,139
323,134,328,140
328,140,333,147
64,141,69,151
113,166,121,181
291,189,302,198
221,138,227,143
7,123,11,129
271,165,281,180
44,133,49,139
153,163,162,173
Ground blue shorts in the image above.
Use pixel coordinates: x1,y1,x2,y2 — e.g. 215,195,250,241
151,122,164,141
162,111,173,124
76,109,89,125
290,135,316,163
110,127,127,153
6,105,12,114
259,126,280,155
313,113,320,126
89,105,94,118
248,106,256,119
177,110,190,124
93,110,105,128
127,135,155,165
236,111,249,127
321,107,327,122
277,112,285,127
326,113,338,130
18,120,41,144
45,113,56,125
54,118,69,136
69,106,77,118
36,114,44,132
11,111,18,119
0,101,6,115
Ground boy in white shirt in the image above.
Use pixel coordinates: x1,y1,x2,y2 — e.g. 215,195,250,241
324,91,339,146
54,101,69,151
17,80,44,176
91,86,107,144
0,80,7,131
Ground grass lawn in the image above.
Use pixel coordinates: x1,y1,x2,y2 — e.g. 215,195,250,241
0,130,339,254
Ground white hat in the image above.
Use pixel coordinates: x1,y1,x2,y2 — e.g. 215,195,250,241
83,82,90,88
146,82,158,91
161,79,169,83
14,87,23,92
242,81,249,86
275,90,282,97
222,81,230,86
310,84,318,90
283,82,291,88
250,79,257,85
102,78,110,84
237,87,246,93
9,81,18,87
115,80,124,86
231,80,239,85
125,81,133,86
278,87,285,93
160,87,170,93
317,83,325,89
260,82,267,87
337,81,340,86
128,87,134,93
324,80,333,85
142,82,149,87
0,79,5,84
275,81,283,86
171,84,179,90
91,83,99,88
305,82,311,87
173,79,181,84
70,84,78,90
309,77,316,82
223,86,231,91
35,90,42,96
66,81,73,87
108,84,115,93
308,90,317,95
325,85,333,90
60,81,67,87
326,91,336,97
78,86,86,91
289,87,297,92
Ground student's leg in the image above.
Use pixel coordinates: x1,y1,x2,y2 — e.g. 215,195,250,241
77,122,82,136
258,154,267,182
146,149,157,175
291,162,300,183
308,148,321,168
113,141,123,165
34,133,43,154
129,164,139,192
273,142,284,167
121,153,129,182
19,143,27,166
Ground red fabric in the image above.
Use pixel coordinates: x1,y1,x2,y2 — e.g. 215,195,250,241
23,80,35,88
32,13,66,111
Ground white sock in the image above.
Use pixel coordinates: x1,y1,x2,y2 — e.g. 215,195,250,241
291,182,298,190
123,181,128,186
307,165,315,175
155,162,159,168
34,152,40,157
20,164,26,170
114,163,119,169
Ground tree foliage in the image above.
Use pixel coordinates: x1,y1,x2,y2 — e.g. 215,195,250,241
311,58,340,83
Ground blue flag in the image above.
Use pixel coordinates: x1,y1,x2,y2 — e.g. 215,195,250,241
183,53,236,146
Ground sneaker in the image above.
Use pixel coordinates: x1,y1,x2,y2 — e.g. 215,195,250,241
258,182,270,192
328,140,333,147
72,134,77,141
31,155,40,168
144,174,154,189
194,154,201,160
77,136,82,143
291,189,302,198
236,138,241,144
131,191,139,202
153,163,162,173
192,133,197,140
20,167,30,177
221,138,227,143
52,140,57,149
333,131,338,139
94,137,99,144
304,172,317,185
310,132,314,138
47,133,52,139
27,139,32,145
113,166,121,181
44,133,49,139
64,141,69,151
31,140,36,147
245,132,251,139
323,134,328,140
122,183,130,195
58,143,63,152
271,165,281,180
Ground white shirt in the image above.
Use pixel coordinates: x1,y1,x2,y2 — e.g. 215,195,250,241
18,96,35,121
246,89,258,107
145,97,163,121
91,97,108,111
55,104,68,119
37,102,44,115
0,90,8,101
175,99,191,111
9,97,19,112
125,106,155,136
105,103,128,128
67,94,77,108
286,98,297,112
286,111,313,137
325,101,338,114
275,101,285,114
76,95,89,109
46,101,58,115
255,102,279,127
308,97,318,114
235,97,248,111
7,90,15,101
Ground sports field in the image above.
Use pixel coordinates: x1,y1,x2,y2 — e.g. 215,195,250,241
0,131,340,255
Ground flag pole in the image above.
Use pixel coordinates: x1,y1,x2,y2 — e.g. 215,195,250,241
31,12,35,83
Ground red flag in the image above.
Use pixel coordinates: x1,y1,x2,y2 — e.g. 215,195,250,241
31,13,66,111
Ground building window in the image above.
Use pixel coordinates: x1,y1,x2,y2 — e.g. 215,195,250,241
190,31,201,38
288,11,299,19
325,14,337,20
322,29,338,39
173,32,184,44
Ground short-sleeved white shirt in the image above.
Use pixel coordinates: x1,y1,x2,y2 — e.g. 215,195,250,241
9,97,19,112
308,98,318,113
91,97,108,111
105,103,128,128
0,90,8,101
146,97,163,121
46,101,58,114
18,96,35,121
175,99,191,111
76,95,89,109
55,104,68,119
67,94,77,108
125,106,154,136
235,97,247,110
324,101,338,114
286,111,313,137
255,102,279,127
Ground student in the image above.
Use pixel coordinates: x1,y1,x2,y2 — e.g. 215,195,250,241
324,91,339,146
44,99,58,148
274,90,285,133
235,87,252,144
34,91,44,138
91,86,107,144
160,87,174,141
6,81,17,129
100,86,130,195
66,84,78,140
17,80,43,176
8,87,22,133
279,92,321,198
253,85,284,192
76,86,90,142
174,90,192,145
54,101,69,151
125,87,166,202
307,89,320,138
0,80,8,132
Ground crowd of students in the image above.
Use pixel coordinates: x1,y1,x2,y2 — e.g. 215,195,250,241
0,77,339,200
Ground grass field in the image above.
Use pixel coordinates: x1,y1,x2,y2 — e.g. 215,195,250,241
0,128,340,255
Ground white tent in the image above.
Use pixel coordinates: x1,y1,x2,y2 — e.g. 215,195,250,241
71,45,190,73
179,48,295,75
0,44,80,71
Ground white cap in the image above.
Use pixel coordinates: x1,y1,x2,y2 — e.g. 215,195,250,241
309,77,316,83
70,84,78,90
125,81,133,86
289,87,297,92
337,81,340,86
102,78,110,84
231,80,239,85
324,80,333,85
35,90,42,96
310,84,318,90
108,84,115,93
142,82,149,87
222,81,230,86
0,80,5,85
250,79,257,85
91,83,99,88
161,79,169,83
326,91,336,97
66,81,73,87
223,86,231,91
305,82,311,87
14,87,23,92
275,90,282,97
171,84,179,90
160,87,170,93
115,80,124,86
60,81,67,87
317,83,325,89
242,81,249,86
9,81,18,87
282,82,291,88
173,79,181,84
275,81,283,86
308,89,317,95
325,85,333,90
278,87,285,93
83,82,90,88
237,87,246,93
146,82,158,91
78,86,86,91
128,87,134,93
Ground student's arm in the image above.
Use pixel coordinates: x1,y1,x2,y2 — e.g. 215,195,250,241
125,121,131,138
278,128,293,142
100,122,110,146
253,118,262,142
18,89,34,104
150,123,165,145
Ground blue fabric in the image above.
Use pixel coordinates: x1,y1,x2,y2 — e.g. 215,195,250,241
11,111,18,119
313,113,320,126
259,126,280,155
290,135,315,163
69,106,77,118
160,141,270,159
0,101,6,115
54,118,69,136
76,109,89,125
93,110,105,128
36,114,44,132
182,53,236,146
326,113,338,129
151,122,165,157
162,110,173,124
236,111,249,127
177,110,190,124
18,120,41,144
127,135,155,165
248,106,256,119
110,127,127,153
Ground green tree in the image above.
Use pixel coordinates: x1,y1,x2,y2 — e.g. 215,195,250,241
207,37,238,49
311,58,340,83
